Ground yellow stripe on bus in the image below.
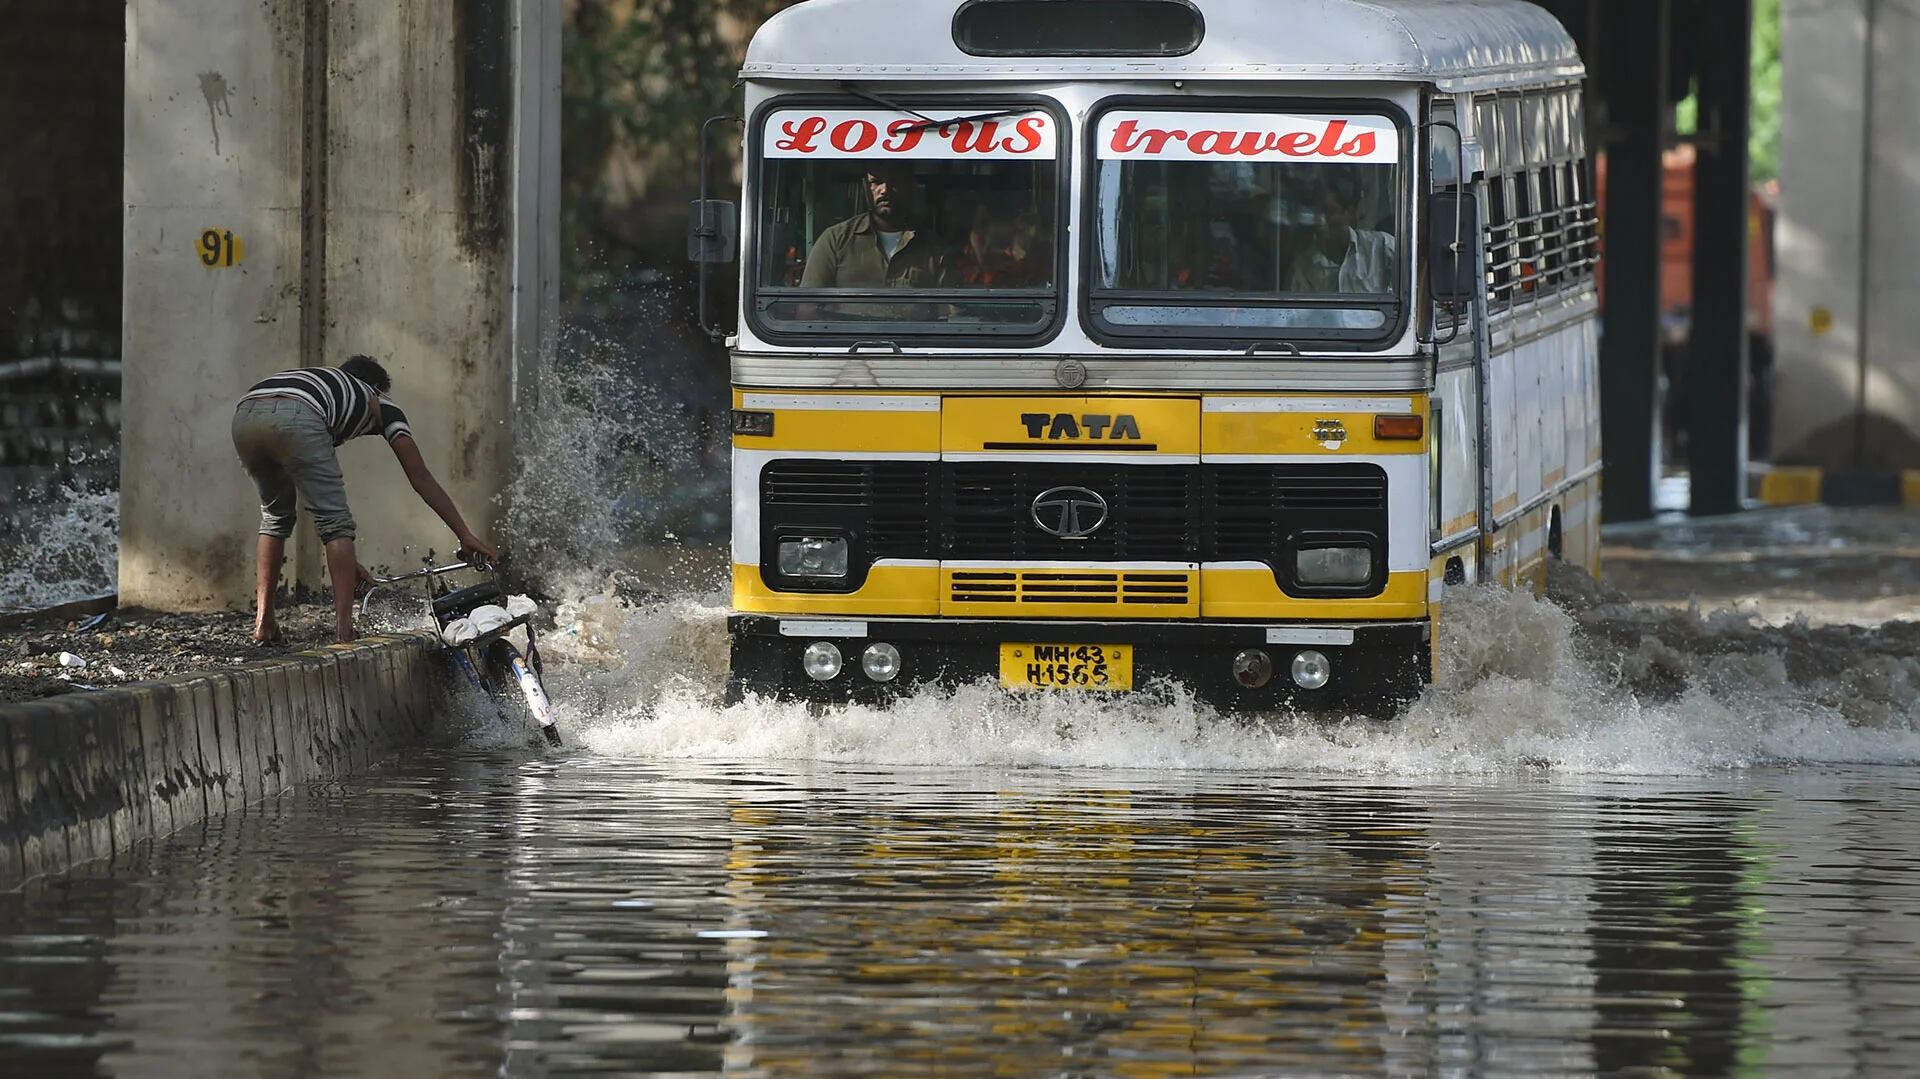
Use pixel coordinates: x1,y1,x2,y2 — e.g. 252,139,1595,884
941,396,1201,455
732,410,939,453
1197,569,1427,620
733,563,940,616
1201,398,1428,457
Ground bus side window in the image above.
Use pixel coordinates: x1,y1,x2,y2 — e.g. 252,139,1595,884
1538,164,1563,292
1487,175,1513,310
1515,168,1537,297
1567,155,1595,285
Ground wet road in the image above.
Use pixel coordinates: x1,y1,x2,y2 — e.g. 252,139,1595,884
5,752,1920,1076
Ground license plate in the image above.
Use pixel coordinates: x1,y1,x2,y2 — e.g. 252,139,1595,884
999,643,1133,692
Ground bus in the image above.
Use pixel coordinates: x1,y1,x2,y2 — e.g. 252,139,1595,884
691,0,1600,714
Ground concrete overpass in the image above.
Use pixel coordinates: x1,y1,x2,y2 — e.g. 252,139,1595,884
0,0,1911,611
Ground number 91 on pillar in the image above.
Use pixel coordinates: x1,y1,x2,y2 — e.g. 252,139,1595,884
197,228,244,268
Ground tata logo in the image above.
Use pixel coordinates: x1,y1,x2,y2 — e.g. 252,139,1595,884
1031,486,1108,540
1019,413,1143,441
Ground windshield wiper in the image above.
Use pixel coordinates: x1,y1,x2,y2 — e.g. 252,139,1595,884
893,108,1036,135
836,83,943,127
834,85,1034,136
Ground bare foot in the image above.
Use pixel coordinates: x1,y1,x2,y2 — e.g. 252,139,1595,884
333,632,357,645
252,623,281,644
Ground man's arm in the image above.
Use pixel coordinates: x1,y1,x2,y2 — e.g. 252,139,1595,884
795,223,844,320
388,433,499,559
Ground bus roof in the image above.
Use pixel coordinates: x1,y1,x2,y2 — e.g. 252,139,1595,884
742,0,1583,93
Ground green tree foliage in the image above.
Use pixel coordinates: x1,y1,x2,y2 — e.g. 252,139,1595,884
561,0,799,293
1750,0,1781,183
1674,0,1781,182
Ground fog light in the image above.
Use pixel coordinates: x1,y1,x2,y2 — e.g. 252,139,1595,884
861,642,902,683
1231,649,1273,689
1291,649,1332,690
801,641,843,681
1296,547,1373,586
778,537,849,579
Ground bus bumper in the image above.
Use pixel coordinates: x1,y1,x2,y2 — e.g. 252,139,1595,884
726,615,1430,716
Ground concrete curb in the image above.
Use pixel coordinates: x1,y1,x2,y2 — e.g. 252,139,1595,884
0,633,445,887
1755,467,1920,508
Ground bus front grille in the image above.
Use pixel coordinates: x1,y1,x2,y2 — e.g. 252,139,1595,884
949,570,1196,611
757,460,1389,570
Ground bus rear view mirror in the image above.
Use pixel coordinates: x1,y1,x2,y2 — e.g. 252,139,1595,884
1428,189,1480,305
687,200,739,264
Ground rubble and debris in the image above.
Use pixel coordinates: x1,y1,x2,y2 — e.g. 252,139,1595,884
1,601,342,703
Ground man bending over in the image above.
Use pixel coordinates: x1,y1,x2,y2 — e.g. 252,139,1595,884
231,355,499,644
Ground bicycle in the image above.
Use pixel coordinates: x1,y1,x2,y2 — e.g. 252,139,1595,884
361,555,562,747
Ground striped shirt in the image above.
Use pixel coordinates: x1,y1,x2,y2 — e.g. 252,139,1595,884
240,367,412,447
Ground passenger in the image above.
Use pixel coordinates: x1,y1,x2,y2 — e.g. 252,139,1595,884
959,207,1042,287
231,356,500,645
1289,173,1396,295
799,163,954,289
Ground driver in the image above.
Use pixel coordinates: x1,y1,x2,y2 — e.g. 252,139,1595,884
1289,172,1396,295
800,162,954,289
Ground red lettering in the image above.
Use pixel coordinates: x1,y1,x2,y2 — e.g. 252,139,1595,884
1278,131,1317,156
881,119,926,153
1109,119,1146,154
1227,131,1268,156
1003,116,1047,154
1339,132,1378,157
1143,127,1185,154
947,120,1000,153
830,119,878,153
776,116,827,153
1315,119,1350,158
1187,130,1224,155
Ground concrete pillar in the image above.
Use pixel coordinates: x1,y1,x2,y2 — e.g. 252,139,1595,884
1685,0,1752,516
1597,0,1669,523
1774,0,1920,473
119,0,309,608
119,0,558,610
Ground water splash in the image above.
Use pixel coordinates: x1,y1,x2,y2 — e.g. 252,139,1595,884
526,574,1920,775
503,319,728,597
0,482,119,609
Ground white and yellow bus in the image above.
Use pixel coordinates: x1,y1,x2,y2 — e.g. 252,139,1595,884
693,0,1600,713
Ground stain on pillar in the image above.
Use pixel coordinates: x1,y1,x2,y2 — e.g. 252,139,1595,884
197,71,233,155
454,0,510,252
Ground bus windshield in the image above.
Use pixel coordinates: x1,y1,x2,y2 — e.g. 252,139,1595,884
1091,108,1404,341
753,106,1061,339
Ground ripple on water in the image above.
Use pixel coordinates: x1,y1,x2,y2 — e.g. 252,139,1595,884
4,761,1920,1075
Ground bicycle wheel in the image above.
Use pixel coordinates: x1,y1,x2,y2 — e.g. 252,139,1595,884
482,638,562,747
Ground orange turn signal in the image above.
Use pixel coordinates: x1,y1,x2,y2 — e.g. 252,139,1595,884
1375,414,1424,440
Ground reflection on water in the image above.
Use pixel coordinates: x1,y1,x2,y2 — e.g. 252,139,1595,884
5,755,1919,1076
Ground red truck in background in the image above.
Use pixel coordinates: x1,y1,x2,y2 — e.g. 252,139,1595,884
1597,144,1779,461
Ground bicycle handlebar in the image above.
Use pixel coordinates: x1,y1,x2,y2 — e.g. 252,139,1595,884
367,560,485,587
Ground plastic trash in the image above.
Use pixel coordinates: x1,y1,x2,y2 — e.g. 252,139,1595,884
469,604,512,635
57,652,87,668
505,594,538,620
442,617,479,646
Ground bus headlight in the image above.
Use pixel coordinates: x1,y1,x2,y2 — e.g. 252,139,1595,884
778,537,849,579
1295,546,1373,586
861,643,902,682
1291,649,1332,690
802,641,843,681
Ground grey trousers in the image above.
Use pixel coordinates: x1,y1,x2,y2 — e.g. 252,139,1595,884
231,397,357,542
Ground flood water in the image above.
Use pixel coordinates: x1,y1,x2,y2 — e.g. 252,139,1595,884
9,507,1920,1076
4,753,1920,1076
